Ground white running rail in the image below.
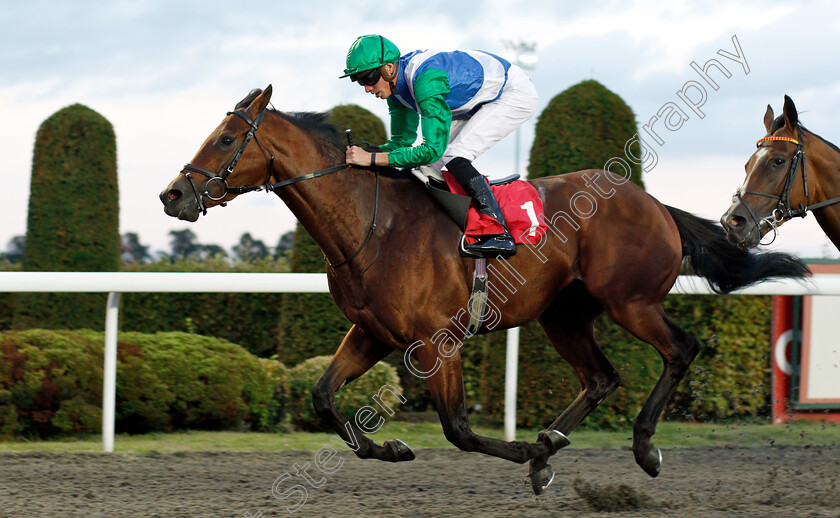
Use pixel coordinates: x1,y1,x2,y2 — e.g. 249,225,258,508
1,272,834,449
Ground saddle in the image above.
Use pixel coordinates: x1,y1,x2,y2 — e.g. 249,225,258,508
410,166,546,246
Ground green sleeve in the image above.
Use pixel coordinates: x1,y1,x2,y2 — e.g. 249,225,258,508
383,69,452,168
379,99,419,152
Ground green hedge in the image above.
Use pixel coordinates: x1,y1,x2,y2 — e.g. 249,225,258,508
0,295,777,439
0,330,276,438
0,330,408,439
277,223,351,366
14,104,119,331
476,295,773,429
0,262,20,331
0,329,103,437
528,79,644,189
286,355,403,432
666,295,773,420
118,256,288,358
6,256,290,360
115,332,274,432
259,357,289,430
327,104,387,147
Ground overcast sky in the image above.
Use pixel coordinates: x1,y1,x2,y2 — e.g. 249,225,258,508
3,0,840,259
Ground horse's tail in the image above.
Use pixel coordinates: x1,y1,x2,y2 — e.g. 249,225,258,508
665,205,809,294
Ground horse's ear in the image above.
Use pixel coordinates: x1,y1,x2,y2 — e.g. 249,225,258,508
235,89,263,110
783,95,798,129
255,85,273,112
763,104,774,132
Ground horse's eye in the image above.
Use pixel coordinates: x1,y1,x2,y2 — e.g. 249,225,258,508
221,136,234,146
773,158,786,166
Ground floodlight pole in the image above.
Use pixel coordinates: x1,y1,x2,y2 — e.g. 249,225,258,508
503,40,537,176
501,40,537,441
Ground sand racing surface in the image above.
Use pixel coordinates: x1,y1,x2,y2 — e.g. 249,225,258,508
1,444,839,517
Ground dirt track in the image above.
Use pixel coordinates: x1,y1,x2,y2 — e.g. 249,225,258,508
0,445,838,517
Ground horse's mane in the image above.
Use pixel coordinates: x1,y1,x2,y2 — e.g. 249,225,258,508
808,128,840,155
770,115,840,155
272,108,411,179
234,88,344,149
274,110,345,149
234,88,411,179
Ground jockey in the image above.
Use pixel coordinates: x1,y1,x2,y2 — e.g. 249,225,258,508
341,34,538,257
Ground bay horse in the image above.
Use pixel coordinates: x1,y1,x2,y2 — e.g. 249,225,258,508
721,95,840,248
160,86,807,494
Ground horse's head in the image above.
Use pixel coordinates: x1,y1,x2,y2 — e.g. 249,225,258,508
160,85,274,222
720,95,807,247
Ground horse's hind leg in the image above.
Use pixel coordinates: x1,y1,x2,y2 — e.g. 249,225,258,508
312,324,414,462
537,281,621,441
521,282,621,492
607,302,700,477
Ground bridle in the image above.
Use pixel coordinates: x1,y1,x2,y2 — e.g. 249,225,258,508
181,109,275,215
734,125,840,243
178,108,380,273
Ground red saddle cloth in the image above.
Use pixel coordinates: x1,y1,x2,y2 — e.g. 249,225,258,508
443,171,547,245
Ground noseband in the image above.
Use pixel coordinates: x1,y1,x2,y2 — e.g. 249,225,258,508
178,109,380,273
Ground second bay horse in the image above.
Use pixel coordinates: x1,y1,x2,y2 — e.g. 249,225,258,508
722,95,840,249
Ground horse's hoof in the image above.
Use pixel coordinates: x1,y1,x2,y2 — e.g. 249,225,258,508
384,439,416,462
528,463,556,495
636,445,662,477
537,429,570,455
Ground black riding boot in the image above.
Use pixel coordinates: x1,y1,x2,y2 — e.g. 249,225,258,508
462,175,517,257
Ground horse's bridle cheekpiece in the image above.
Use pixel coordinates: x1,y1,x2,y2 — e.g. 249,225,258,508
179,109,380,273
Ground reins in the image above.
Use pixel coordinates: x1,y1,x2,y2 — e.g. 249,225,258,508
179,109,380,273
736,126,840,244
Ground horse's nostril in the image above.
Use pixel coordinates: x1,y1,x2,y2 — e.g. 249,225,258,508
728,216,745,228
167,190,181,201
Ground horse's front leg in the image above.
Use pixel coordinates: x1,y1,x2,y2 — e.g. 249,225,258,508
410,341,552,475
312,324,415,462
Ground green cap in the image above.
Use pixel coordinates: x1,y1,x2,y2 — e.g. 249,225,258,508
340,35,401,78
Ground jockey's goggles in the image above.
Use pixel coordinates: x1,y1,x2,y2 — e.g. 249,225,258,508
351,67,382,87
